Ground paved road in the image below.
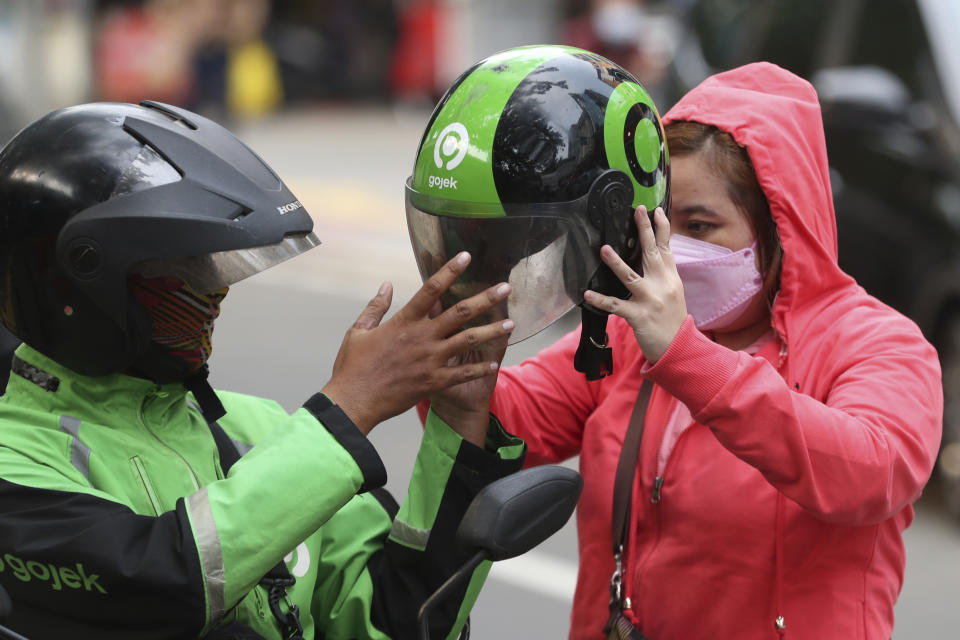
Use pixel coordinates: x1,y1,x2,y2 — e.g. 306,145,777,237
207,107,960,638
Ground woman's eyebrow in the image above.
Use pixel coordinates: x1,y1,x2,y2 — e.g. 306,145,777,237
673,204,722,217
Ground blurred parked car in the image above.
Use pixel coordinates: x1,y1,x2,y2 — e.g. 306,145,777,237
662,0,960,516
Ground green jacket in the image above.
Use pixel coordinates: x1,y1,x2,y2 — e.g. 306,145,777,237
0,345,525,639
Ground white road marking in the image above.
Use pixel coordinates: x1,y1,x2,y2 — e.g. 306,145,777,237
487,552,578,603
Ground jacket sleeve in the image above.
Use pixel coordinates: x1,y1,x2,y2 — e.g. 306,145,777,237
0,390,384,639
310,406,525,640
483,325,598,465
643,316,943,525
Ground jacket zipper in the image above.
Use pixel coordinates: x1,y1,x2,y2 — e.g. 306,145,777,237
138,389,201,490
651,477,664,504
628,426,696,596
129,455,162,516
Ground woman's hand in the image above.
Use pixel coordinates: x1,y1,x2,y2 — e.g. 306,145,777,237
583,206,687,363
321,252,514,436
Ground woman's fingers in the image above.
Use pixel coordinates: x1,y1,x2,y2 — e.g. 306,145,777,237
651,206,671,248
651,207,674,267
586,206,685,363
589,204,675,317
635,204,664,272
599,205,673,295
599,244,644,294
583,289,625,316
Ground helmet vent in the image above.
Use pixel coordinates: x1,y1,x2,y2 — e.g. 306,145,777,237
109,144,182,200
231,207,252,221
139,100,199,130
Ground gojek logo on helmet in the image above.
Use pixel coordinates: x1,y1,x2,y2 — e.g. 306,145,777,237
429,122,469,190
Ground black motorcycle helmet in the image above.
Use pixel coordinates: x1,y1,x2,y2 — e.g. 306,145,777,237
0,101,317,397
405,45,670,379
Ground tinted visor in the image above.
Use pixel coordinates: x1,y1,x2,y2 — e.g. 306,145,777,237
133,232,321,293
406,187,601,344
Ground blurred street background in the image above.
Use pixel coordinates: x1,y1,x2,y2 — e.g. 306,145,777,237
2,0,959,637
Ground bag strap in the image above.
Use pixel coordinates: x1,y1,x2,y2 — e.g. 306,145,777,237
609,379,654,609
207,421,304,640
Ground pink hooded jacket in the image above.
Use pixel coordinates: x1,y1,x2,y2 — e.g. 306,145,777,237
487,63,943,638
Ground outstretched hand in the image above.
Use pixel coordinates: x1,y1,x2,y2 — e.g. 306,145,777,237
321,252,514,436
583,206,687,363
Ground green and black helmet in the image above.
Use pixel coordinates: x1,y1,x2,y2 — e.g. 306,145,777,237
405,45,669,379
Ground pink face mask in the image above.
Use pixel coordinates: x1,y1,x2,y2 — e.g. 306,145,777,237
669,234,763,331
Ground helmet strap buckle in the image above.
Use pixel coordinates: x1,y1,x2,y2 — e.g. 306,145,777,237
574,304,614,380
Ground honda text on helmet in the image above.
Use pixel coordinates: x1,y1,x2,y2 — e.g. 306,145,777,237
405,45,669,379
0,101,318,415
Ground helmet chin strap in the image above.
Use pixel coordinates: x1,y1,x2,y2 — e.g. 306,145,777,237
184,365,227,424
131,343,226,423
576,171,635,381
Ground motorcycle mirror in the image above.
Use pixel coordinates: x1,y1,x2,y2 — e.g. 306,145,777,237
456,465,583,560
418,465,582,639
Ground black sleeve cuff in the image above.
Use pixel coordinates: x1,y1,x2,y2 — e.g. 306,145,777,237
454,432,526,483
303,393,387,492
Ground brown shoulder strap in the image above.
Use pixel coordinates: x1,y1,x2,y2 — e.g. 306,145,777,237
611,379,654,553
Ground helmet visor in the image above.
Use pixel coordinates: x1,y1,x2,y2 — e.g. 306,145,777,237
133,231,321,293
406,194,601,344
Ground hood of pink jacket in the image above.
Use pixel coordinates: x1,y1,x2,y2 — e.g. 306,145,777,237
662,62,856,344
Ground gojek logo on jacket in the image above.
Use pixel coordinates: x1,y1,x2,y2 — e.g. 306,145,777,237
284,542,310,578
0,553,107,594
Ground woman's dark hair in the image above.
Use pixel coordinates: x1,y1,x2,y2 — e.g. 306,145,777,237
665,121,781,279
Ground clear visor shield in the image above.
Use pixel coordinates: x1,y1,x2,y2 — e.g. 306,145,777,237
405,197,602,344
133,232,321,293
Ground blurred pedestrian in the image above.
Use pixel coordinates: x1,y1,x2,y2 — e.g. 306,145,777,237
94,0,205,104
223,0,283,119
563,0,679,101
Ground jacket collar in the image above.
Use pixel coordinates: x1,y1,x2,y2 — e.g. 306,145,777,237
6,343,191,428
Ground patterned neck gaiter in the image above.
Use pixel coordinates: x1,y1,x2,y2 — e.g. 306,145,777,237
129,275,228,373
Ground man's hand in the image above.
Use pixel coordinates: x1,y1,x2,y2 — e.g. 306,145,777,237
428,330,511,448
321,252,514,436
